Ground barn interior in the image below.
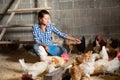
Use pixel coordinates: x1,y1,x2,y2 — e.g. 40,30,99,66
0,0,120,80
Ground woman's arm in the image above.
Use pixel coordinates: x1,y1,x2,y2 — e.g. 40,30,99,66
51,24,81,44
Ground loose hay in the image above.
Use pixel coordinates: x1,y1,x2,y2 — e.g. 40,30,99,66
0,49,120,80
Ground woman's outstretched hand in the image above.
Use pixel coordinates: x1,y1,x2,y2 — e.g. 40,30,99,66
75,38,81,44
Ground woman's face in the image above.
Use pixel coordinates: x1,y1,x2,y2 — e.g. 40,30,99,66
39,14,50,26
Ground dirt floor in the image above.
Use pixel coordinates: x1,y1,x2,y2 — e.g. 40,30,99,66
0,48,120,80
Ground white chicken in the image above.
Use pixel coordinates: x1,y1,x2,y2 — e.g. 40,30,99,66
19,59,48,79
99,46,109,60
93,46,109,75
105,56,120,74
79,53,96,79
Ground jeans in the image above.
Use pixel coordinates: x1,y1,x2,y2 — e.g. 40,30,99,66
33,44,67,56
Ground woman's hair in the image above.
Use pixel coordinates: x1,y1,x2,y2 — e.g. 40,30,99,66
38,10,50,19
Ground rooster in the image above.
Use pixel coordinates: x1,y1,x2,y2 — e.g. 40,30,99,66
93,35,106,47
19,59,48,79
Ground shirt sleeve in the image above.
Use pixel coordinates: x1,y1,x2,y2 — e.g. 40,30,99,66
51,24,68,39
32,24,41,44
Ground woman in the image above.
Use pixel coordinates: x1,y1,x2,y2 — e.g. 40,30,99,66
32,10,81,60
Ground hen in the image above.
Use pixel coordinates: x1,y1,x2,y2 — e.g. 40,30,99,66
105,52,120,74
19,59,48,79
93,40,101,53
106,40,117,59
75,51,92,65
76,36,86,53
79,52,96,80
70,61,83,80
99,46,109,60
43,56,66,67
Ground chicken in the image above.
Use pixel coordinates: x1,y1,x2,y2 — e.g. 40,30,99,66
70,61,83,80
19,59,48,79
110,37,120,48
105,53,120,74
93,59,108,75
93,40,101,53
43,56,66,67
75,51,92,65
79,53,96,80
99,46,109,60
21,73,33,80
85,39,94,52
63,39,79,54
106,39,117,59
93,35,106,47
94,51,120,75
76,36,86,53
92,46,109,74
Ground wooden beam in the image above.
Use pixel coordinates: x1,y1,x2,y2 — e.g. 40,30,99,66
0,24,33,28
8,7,51,13
0,41,34,44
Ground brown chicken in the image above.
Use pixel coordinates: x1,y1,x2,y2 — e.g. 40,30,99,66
93,40,101,53
75,51,92,65
70,61,83,80
106,40,117,59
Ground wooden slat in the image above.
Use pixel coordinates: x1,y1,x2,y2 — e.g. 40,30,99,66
8,7,51,13
0,41,34,44
0,24,32,28
44,67,65,80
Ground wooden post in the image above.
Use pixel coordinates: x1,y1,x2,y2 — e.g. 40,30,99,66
0,0,21,40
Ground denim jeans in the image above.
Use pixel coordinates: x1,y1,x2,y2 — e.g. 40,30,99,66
33,44,67,56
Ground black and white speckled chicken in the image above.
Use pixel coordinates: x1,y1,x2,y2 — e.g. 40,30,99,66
76,36,86,53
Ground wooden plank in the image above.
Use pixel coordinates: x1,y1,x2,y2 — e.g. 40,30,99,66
0,0,21,40
44,67,64,80
44,65,70,80
0,24,32,28
8,7,51,13
0,41,34,44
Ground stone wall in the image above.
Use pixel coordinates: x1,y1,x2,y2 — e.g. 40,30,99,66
0,0,120,41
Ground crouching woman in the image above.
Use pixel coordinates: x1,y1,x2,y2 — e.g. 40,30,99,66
32,10,81,60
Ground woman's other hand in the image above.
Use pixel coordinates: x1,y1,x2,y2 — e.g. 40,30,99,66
44,46,49,52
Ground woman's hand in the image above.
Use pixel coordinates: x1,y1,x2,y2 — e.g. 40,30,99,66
44,46,48,52
66,35,81,44
74,38,81,44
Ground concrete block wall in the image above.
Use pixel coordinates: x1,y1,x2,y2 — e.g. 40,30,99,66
0,0,120,41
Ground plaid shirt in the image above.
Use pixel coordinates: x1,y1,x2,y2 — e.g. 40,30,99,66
32,24,68,46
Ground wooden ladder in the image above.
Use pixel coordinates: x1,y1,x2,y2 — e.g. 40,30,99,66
0,0,52,44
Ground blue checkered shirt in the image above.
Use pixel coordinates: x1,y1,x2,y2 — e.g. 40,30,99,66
32,24,68,46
